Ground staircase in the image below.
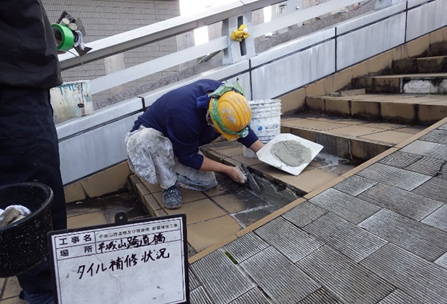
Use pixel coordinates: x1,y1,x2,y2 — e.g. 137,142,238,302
281,41,447,163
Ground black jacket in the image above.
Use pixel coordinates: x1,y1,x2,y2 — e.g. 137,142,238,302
0,0,62,89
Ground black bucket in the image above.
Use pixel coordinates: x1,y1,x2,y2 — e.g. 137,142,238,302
0,182,53,278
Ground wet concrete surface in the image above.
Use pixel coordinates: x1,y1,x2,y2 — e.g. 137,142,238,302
212,172,298,228
66,191,150,224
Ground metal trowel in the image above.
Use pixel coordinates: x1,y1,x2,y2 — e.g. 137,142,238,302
237,164,262,194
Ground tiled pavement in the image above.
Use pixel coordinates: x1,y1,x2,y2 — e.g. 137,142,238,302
185,117,447,304
2,116,447,303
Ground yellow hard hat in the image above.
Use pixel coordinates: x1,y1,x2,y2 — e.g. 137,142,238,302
209,91,251,141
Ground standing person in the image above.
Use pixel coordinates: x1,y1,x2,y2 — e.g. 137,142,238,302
126,79,264,209
0,1,67,303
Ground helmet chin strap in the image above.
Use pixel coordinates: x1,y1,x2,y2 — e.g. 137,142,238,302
206,110,218,131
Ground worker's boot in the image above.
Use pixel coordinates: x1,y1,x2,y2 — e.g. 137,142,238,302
162,182,182,209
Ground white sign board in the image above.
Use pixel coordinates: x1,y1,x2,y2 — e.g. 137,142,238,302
48,215,189,304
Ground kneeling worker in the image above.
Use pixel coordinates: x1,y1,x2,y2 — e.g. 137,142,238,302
126,78,264,209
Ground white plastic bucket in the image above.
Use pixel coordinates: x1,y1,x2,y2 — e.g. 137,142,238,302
243,99,282,158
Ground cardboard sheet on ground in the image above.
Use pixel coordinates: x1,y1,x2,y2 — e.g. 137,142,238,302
256,133,323,176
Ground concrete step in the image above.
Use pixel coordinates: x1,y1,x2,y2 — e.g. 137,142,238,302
392,41,447,74
427,41,447,57
280,114,424,161
306,92,447,125
352,73,447,94
393,55,447,74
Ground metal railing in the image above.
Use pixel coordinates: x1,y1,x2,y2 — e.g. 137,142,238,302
58,0,363,95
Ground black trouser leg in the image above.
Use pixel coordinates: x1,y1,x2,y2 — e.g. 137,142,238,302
0,86,67,294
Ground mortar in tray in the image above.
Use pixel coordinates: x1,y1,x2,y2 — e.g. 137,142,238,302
0,182,53,278
256,133,323,176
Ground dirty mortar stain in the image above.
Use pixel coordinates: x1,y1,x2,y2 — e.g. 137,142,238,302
270,140,312,167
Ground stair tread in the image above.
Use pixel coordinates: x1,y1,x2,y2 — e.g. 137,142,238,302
281,114,423,146
310,93,447,104
368,72,447,78
417,55,447,60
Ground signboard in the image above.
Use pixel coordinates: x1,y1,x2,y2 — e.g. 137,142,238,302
48,215,189,304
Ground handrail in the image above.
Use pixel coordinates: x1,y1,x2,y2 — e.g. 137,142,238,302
58,0,284,70
90,37,228,94
69,0,364,95
253,0,362,37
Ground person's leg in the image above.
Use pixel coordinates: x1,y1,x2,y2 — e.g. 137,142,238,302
125,127,178,189
175,158,218,192
126,127,182,208
0,87,67,303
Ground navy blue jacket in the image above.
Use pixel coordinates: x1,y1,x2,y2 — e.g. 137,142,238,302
131,79,258,169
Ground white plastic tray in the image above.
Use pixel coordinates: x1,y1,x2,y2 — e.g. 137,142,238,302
256,133,323,176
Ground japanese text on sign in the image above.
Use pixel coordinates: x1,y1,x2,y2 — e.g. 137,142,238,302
49,216,188,304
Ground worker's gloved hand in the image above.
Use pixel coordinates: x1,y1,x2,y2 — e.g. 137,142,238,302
230,24,250,42
228,166,247,184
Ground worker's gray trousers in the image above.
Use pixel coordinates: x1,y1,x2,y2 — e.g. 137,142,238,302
125,126,218,191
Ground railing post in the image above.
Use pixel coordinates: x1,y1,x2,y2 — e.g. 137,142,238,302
375,0,407,10
222,13,256,65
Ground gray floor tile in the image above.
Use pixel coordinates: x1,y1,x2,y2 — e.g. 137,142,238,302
255,217,323,263
377,289,423,304
303,212,387,262
333,174,377,196
190,250,255,304
406,156,445,176
419,129,447,144
422,204,447,232
379,151,422,168
441,163,447,180
228,288,270,304
282,201,328,227
298,287,343,304
361,243,447,304
223,232,269,263
241,246,320,304
359,209,447,261
296,246,395,304
439,123,447,131
413,177,447,203
357,163,431,191
232,205,280,228
189,268,201,290
358,183,443,221
309,188,381,224
190,286,213,304
435,252,447,270
401,140,447,160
